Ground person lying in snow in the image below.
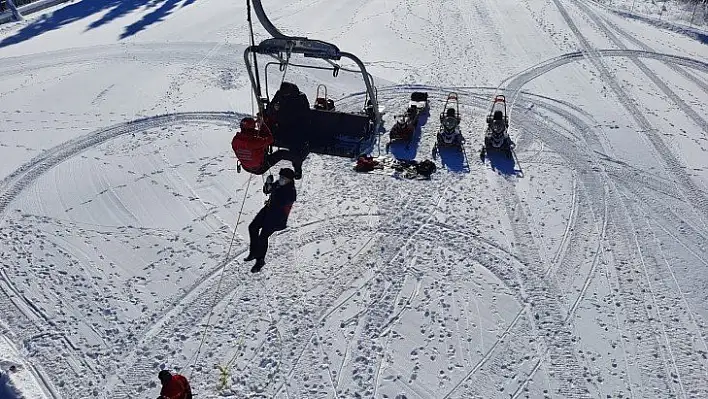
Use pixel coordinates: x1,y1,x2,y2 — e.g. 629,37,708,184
157,370,192,399
231,117,305,179
245,168,297,273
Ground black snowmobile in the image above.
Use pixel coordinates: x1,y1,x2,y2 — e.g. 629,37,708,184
432,92,464,158
480,94,514,160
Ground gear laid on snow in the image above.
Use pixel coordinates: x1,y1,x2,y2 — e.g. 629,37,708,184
354,155,383,172
354,156,437,180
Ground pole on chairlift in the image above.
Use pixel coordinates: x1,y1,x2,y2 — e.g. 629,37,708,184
246,1,262,103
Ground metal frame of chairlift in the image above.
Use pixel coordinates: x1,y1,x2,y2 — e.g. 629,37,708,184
243,0,383,155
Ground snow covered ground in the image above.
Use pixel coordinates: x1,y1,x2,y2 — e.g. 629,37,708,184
0,0,707,398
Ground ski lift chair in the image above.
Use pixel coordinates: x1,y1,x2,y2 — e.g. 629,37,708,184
245,36,381,159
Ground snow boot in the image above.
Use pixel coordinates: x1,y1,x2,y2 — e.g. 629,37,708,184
251,259,265,273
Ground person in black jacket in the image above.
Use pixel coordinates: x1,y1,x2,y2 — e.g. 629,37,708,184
245,167,298,273
264,82,311,179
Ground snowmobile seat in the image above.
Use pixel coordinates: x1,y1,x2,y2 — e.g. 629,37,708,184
491,120,506,135
411,92,428,102
442,115,459,131
446,108,456,118
493,110,503,121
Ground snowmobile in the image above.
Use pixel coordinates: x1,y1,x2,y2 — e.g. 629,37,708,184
386,92,429,151
432,92,464,157
313,84,335,111
480,94,514,160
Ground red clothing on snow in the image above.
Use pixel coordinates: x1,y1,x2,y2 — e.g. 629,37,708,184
160,374,192,399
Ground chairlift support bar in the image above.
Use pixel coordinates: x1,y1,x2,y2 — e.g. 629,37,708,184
245,0,380,125
262,61,377,100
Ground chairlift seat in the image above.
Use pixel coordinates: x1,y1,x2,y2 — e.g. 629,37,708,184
271,109,374,158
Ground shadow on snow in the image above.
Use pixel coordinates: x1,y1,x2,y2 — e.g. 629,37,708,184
484,147,523,178
0,372,21,399
435,145,470,173
0,0,200,48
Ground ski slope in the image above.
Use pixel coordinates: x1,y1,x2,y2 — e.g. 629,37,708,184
0,0,707,398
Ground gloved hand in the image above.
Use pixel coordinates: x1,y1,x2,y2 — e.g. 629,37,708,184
263,175,274,194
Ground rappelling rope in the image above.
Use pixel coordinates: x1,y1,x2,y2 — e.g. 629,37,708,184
187,173,254,380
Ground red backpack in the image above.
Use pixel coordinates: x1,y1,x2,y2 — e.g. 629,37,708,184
232,118,274,171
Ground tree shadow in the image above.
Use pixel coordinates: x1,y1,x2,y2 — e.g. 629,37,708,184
120,0,181,39
0,0,199,48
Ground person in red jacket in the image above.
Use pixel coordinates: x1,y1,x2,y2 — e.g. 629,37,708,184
232,117,304,179
157,370,192,399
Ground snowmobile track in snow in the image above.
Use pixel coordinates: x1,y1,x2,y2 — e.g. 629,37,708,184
547,0,708,233
583,0,708,95
574,0,708,135
514,70,708,398
0,112,243,398
0,111,241,221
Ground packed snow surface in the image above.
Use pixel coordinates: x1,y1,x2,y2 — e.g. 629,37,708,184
0,0,707,398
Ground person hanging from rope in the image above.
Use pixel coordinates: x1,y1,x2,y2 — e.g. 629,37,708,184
156,370,192,399
232,116,305,179
244,167,297,273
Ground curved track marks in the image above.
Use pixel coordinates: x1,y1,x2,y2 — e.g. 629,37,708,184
547,0,708,232
574,0,707,134
0,112,240,221
0,112,242,398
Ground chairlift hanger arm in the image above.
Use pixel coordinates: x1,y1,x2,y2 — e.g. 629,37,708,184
250,0,297,39
245,0,381,125
263,61,341,99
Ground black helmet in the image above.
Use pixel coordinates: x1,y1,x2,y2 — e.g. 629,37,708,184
158,370,171,382
279,167,296,180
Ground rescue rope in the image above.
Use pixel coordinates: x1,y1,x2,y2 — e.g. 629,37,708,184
187,173,254,379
